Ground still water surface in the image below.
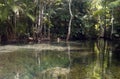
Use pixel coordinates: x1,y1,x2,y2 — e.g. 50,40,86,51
0,40,120,79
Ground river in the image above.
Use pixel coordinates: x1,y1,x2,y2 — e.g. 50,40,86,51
0,39,120,79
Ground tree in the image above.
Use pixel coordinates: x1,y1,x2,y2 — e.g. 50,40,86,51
108,0,120,39
0,0,24,42
66,0,73,41
0,0,36,42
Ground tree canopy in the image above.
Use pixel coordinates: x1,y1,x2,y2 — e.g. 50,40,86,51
0,0,120,43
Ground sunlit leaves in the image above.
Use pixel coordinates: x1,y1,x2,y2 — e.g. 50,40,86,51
0,3,4,7
95,24,100,30
11,5,21,14
0,5,10,21
55,0,62,5
108,0,120,8
0,0,24,21
89,0,102,10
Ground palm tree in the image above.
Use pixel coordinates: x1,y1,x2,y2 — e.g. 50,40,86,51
0,0,36,42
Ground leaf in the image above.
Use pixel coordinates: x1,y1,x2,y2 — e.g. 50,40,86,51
0,3,4,7
1,7,9,21
11,5,19,13
26,13,35,22
108,0,120,8
93,8,104,16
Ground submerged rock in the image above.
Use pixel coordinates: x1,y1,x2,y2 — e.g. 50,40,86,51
42,67,70,78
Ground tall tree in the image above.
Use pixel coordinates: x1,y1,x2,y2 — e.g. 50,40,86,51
66,0,73,41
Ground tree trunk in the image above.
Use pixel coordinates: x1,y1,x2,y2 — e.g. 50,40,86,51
66,0,73,41
0,35,1,43
99,16,104,38
47,3,51,40
48,27,50,39
43,5,47,37
111,9,114,39
35,1,45,41
104,0,107,39
14,13,17,39
1,34,7,44
38,5,44,33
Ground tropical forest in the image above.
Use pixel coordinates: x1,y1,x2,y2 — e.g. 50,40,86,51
0,0,120,79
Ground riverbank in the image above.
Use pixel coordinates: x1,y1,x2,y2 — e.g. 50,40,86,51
0,43,67,53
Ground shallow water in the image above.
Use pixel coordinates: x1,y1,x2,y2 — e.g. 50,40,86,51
0,40,120,79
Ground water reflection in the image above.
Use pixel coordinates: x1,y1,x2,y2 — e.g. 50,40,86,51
0,40,120,79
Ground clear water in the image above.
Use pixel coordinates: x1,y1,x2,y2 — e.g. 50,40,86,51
0,40,120,79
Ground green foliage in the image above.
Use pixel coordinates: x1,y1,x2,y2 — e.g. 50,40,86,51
108,0,120,8
26,13,35,22
0,0,120,41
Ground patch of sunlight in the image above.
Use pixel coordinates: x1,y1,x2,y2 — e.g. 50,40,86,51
95,24,100,30
94,43,100,55
96,5,102,10
42,67,70,78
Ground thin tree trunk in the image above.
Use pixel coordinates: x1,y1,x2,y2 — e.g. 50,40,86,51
40,5,44,33
33,1,39,41
44,5,47,37
111,9,114,39
99,16,104,38
36,1,45,41
104,0,107,39
44,23,46,37
66,0,73,41
48,14,50,39
38,6,41,29
48,27,50,39
13,0,17,40
48,3,51,40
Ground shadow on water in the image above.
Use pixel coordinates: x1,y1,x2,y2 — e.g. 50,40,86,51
0,40,120,79
112,41,120,62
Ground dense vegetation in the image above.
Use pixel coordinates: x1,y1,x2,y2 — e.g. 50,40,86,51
0,0,120,43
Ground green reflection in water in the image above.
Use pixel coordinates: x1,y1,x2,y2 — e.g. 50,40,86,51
0,40,120,79
0,49,69,79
